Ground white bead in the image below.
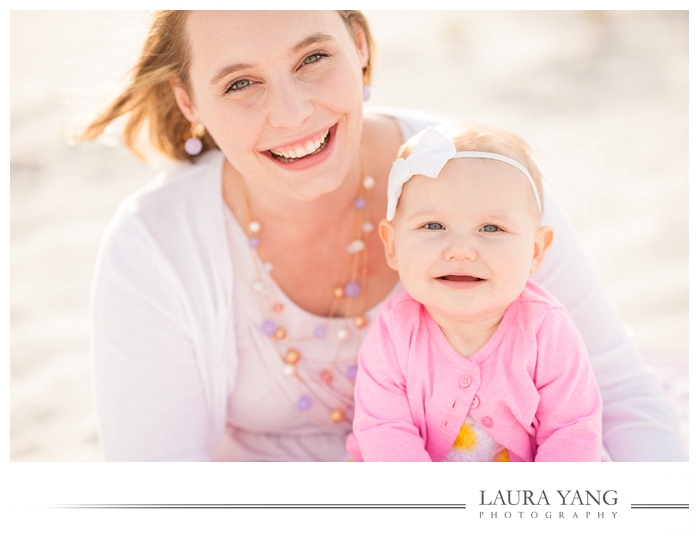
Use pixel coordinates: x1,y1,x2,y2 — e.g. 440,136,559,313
249,221,261,233
337,328,349,340
346,239,366,253
362,222,374,233
282,364,296,376
252,281,265,293
263,262,274,272
363,176,375,189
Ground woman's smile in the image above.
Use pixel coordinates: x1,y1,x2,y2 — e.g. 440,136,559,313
262,124,338,171
267,127,331,161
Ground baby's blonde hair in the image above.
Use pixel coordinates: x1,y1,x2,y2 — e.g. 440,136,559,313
398,122,544,214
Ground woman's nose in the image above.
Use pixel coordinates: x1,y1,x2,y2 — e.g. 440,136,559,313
266,80,314,129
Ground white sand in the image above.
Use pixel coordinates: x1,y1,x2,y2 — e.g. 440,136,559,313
9,11,688,461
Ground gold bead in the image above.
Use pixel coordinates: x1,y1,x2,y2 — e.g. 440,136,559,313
353,315,368,328
273,327,287,339
333,287,344,298
285,348,300,364
329,409,345,424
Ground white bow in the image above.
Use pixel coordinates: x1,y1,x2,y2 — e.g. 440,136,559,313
385,126,542,220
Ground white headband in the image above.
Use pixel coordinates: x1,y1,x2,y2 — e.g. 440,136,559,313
386,126,542,221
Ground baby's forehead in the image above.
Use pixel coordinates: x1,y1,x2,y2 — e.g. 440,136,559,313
398,163,541,221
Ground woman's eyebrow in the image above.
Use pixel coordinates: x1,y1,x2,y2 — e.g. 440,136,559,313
210,62,254,86
209,32,336,86
290,32,335,54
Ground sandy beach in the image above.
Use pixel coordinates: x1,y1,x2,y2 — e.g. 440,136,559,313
9,11,688,461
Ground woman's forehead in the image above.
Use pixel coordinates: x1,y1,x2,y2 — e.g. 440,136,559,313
185,11,348,68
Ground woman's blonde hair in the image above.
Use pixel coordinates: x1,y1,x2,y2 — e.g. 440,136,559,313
398,122,545,214
78,10,376,162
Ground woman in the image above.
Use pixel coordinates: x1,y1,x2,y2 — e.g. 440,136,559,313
83,10,683,461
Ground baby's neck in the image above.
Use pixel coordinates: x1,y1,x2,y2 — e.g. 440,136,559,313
427,306,508,359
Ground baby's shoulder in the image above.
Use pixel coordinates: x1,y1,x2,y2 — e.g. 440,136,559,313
514,280,574,331
377,290,427,335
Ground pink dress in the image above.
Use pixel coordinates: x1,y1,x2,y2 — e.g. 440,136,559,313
349,280,603,462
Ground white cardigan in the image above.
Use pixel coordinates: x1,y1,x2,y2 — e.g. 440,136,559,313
91,107,685,461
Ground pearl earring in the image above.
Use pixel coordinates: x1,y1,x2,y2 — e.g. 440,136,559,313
185,123,206,156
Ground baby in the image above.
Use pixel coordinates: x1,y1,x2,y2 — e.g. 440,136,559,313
348,123,602,462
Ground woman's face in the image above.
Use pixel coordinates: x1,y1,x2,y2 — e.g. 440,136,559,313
174,11,369,201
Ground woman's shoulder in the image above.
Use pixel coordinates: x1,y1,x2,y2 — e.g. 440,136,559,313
364,105,455,141
96,150,229,276
105,151,225,242
119,151,224,222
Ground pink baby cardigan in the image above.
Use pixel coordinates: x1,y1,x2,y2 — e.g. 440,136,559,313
348,280,602,462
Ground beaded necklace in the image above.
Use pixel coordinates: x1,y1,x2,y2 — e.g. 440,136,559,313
240,170,376,426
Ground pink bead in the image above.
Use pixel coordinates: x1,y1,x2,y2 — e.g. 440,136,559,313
184,137,203,155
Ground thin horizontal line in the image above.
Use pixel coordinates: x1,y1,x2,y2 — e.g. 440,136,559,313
43,503,466,510
630,504,688,509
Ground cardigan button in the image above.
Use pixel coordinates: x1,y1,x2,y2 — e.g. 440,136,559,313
459,375,472,388
470,395,480,409
482,416,493,428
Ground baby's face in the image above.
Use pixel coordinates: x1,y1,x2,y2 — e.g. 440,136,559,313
380,157,552,324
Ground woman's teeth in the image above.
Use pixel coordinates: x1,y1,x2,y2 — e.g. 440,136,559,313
270,130,329,160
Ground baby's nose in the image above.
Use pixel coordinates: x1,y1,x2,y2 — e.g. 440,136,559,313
443,237,477,261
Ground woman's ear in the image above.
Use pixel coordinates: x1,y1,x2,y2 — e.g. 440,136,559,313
530,225,554,274
170,77,201,125
351,21,370,74
378,219,399,272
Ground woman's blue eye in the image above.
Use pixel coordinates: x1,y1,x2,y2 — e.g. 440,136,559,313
303,53,323,65
226,79,251,93
424,222,444,230
482,225,500,232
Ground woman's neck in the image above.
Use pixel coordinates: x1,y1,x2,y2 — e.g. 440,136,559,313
222,158,362,236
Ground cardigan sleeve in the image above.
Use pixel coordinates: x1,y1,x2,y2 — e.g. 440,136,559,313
351,306,432,462
531,192,685,461
532,308,603,462
90,212,212,461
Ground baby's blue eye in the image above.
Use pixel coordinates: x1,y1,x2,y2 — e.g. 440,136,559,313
424,222,445,230
482,225,500,232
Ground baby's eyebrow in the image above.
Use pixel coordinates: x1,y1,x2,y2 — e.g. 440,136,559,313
403,210,439,222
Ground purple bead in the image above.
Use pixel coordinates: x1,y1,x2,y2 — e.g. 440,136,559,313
249,236,260,248
362,86,371,102
184,137,203,156
313,325,327,339
353,197,366,210
261,320,276,336
346,365,358,381
297,396,312,411
344,282,360,298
